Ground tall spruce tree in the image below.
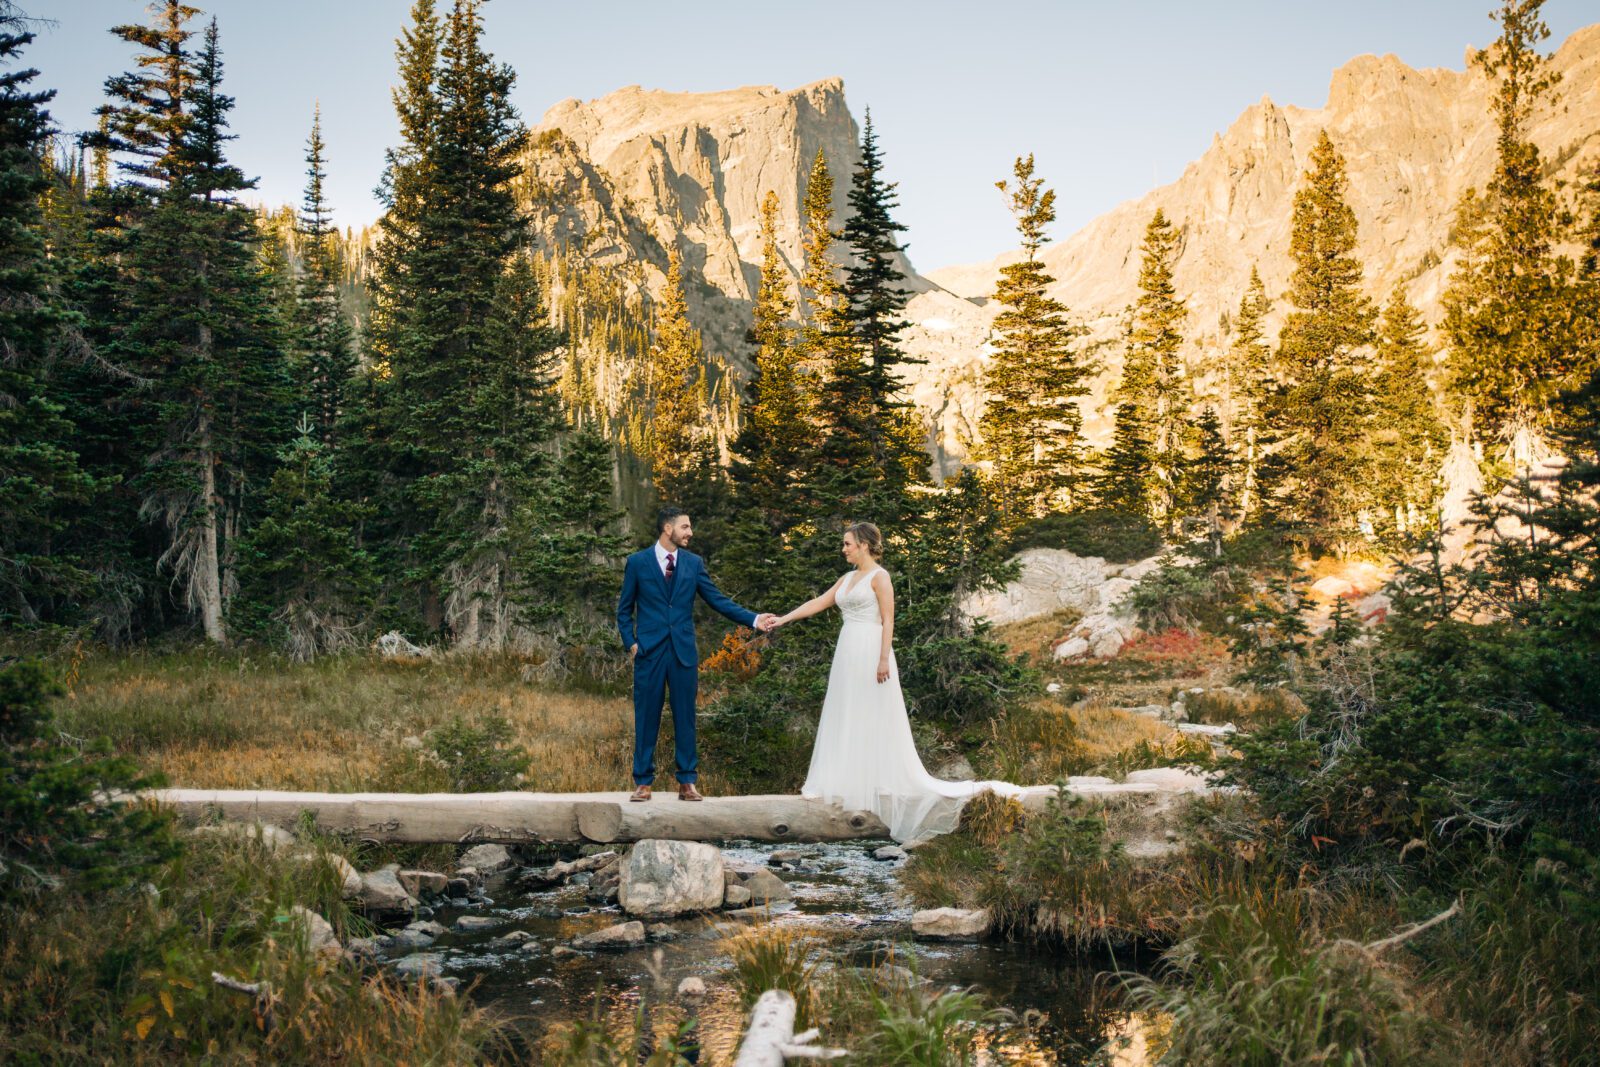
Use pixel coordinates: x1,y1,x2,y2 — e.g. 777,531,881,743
647,247,711,507
295,106,355,446
976,154,1089,518
364,0,573,647
730,190,810,524
92,9,293,642
1128,209,1191,532
1225,266,1273,519
1368,287,1447,544
0,10,99,625
1095,312,1156,519
817,112,926,517
1443,0,1577,453
1264,130,1376,555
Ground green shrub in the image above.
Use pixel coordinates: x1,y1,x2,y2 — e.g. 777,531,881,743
1007,508,1161,563
428,714,531,792
0,660,178,903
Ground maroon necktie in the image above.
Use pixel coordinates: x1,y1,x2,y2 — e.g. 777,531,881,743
665,552,676,586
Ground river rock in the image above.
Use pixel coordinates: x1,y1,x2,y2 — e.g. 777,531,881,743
768,849,803,864
551,945,580,959
459,844,511,873
873,845,907,862
573,921,646,950
398,870,449,899
619,840,725,917
393,952,445,978
677,976,707,998
912,907,991,941
647,923,684,942
343,936,379,962
359,866,416,913
723,885,753,907
741,867,792,904
454,915,502,933
290,905,341,957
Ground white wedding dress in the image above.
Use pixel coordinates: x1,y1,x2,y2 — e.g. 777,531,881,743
800,566,1025,844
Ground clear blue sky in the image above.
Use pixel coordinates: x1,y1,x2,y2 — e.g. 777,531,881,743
28,0,1597,271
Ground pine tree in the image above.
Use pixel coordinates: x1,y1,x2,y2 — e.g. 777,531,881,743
92,9,294,643
1225,266,1273,519
362,0,572,647
1182,407,1236,557
647,247,710,506
295,106,355,446
0,11,99,625
1265,131,1376,555
796,149,848,384
1131,210,1191,532
1443,0,1578,452
234,419,376,661
976,154,1089,518
817,112,927,516
1368,287,1447,545
731,190,811,524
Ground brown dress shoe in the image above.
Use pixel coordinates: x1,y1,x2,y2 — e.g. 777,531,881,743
677,783,704,802
629,784,651,802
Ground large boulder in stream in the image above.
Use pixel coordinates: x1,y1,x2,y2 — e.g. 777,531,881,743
618,839,725,917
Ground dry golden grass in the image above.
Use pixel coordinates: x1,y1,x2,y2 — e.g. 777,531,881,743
56,649,636,793
990,608,1083,664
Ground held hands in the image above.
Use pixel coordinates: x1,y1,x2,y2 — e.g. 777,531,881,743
754,613,783,633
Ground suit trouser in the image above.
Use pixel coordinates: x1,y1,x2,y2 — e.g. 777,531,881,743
632,645,699,785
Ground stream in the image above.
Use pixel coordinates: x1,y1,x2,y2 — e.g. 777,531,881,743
375,840,1164,1064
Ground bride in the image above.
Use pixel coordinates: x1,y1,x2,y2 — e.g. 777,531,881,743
772,522,1023,844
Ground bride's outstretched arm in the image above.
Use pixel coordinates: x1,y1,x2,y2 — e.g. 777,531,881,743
872,571,896,683
776,576,844,626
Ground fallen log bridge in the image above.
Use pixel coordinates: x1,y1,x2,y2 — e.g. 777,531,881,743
150,771,1212,846
151,789,893,845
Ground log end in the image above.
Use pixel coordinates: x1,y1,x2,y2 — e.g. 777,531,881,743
575,802,624,843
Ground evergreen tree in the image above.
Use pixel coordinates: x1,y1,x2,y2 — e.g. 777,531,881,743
362,0,574,647
0,12,99,625
1368,287,1447,545
796,149,848,386
817,112,926,516
1264,130,1376,555
1094,345,1156,520
92,9,293,642
234,419,376,660
295,106,355,446
1182,406,1236,557
1225,266,1273,519
646,247,711,507
1129,209,1191,532
976,154,1089,518
730,191,810,524
1443,0,1577,452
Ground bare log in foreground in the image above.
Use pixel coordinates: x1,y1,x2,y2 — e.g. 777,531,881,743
735,990,848,1066
148,790,891,844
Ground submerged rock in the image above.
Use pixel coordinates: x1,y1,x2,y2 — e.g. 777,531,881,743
393,952,445,978
741,867,792,904
573,921,645,950
873,845,907,862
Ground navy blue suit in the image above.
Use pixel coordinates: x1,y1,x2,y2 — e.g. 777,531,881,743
616,547,757,785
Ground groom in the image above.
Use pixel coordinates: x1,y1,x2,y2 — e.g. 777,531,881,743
616,506,776,801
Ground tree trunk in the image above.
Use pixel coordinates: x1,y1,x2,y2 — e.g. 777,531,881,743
196,413,227,645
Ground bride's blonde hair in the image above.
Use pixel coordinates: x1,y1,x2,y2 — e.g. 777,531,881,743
845,521,883,559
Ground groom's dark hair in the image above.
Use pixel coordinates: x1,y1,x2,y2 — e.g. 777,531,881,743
656,506,688,534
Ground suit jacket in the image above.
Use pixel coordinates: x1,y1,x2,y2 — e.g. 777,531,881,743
616,548,756,667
